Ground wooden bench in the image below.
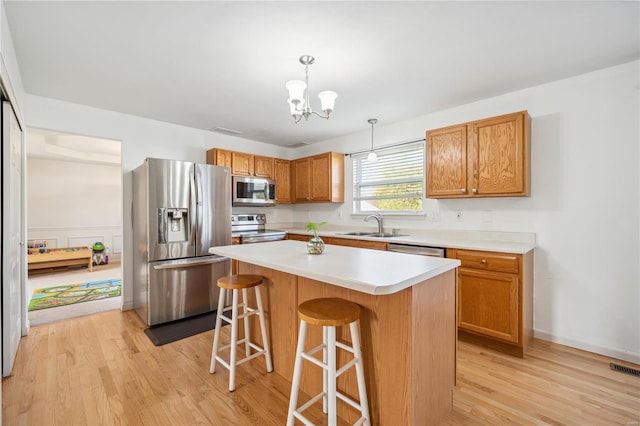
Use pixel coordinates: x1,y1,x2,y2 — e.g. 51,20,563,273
27,246,93,273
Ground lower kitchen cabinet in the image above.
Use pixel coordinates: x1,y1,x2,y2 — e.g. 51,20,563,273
324,236,388,251
286,233,388,251
286,233,309,242
447,248,533,357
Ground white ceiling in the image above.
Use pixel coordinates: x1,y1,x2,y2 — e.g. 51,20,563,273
5,1,639,147
26,127,121,165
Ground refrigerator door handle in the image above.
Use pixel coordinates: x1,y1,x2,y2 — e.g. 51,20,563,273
152,256,230,270
157,207,167,244
189,164,197,248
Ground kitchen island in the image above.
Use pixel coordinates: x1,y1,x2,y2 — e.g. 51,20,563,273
210,240,460,425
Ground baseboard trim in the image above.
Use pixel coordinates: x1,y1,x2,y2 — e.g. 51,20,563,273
121,300,135,311
534,329,640,364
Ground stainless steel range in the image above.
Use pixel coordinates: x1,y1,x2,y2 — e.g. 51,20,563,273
231,214,286,244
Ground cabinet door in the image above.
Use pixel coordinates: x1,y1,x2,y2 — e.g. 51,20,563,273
457,268,519,344
274,159,291,203
291,158,311,202
426,125,468,197
310,153,332,201
231,152,254,176
254,155,274,179
470,112,528,196
207,148,232,168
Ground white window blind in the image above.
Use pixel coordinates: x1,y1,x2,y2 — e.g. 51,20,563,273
352,141,424,213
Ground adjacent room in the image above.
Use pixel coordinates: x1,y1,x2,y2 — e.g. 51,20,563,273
25,128,122,325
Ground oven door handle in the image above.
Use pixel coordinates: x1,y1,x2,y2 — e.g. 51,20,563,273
241,235,286,244
152,256,229,270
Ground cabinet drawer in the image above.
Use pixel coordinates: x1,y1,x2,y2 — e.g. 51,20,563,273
449,249,519,274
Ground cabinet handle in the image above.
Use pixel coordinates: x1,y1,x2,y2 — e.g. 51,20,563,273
481,259,487,265
460,188,467,194
472,188,478,194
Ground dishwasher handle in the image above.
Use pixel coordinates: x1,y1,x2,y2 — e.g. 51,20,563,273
388,243,445,258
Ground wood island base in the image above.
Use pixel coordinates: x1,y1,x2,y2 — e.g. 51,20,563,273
239,261,456,426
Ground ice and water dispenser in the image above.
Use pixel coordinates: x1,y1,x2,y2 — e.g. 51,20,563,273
157,207,189,243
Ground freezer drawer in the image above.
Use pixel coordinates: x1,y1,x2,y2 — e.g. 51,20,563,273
140,256,230,326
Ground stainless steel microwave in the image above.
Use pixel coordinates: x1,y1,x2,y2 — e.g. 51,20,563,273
232,176,277,207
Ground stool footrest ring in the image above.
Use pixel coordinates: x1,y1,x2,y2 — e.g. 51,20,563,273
292,392,325,426
294,390,368,425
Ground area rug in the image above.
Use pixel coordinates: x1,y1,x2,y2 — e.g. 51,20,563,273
144,311,219,346
28,278,121,311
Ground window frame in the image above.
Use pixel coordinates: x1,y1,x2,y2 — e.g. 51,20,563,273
351,140,425,215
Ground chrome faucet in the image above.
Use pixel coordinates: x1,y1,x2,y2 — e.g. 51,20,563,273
364,212,383,234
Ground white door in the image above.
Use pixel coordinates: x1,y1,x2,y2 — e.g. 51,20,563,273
2,101,23,377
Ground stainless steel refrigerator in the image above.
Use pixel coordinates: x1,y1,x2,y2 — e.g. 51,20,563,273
133,158,231,326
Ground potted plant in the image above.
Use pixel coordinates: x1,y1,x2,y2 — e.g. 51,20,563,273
306,221,327,254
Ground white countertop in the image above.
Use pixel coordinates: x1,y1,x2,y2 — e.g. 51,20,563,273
209,240,460,296
283,228,536,254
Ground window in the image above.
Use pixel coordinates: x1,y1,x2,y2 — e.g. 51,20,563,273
352,141,424,214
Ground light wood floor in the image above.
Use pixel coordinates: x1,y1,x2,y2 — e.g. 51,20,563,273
3,309,639,425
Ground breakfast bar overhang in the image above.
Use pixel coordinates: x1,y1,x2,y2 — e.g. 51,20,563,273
210,240,461,425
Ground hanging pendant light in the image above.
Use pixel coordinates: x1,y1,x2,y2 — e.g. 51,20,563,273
367,118,378,162
285,55,337,123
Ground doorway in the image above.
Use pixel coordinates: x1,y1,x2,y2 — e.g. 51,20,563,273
25,128,122,325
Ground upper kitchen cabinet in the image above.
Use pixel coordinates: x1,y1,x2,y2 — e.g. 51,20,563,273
425,124,468,197
291,152,344,203
231,152,274,178
253,155,275,178
231,151,254,176
426,111,530,198
274,159,292,204
206,148,232,169
206,148,275,179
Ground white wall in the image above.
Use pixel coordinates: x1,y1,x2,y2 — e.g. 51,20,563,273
22,95,292,310
26,157,122,258
291,61,640,363
0,0,25,118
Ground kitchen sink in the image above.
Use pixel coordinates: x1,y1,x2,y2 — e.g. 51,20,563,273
367,233,409,238
337,231,409,238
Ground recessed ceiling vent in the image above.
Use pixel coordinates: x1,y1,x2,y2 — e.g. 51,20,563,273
287,141,311,148
610,362,640,377
212,127,243,136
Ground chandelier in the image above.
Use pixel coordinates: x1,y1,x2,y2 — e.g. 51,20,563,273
285,55,338,123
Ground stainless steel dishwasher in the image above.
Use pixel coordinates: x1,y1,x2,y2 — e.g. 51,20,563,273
387,243,446,258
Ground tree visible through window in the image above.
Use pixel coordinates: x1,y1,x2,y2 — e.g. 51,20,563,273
352,141,424,213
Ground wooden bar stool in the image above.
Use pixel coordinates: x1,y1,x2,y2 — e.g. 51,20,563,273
287,298,370,426
209,274,273,391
